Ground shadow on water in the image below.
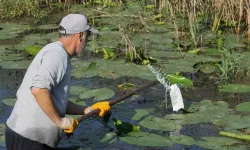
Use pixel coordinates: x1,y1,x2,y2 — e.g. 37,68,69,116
1,67,250,149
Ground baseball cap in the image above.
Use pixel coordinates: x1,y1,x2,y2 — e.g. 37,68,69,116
59,14,98,35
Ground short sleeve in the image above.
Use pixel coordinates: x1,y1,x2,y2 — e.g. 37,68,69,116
31,49,68,91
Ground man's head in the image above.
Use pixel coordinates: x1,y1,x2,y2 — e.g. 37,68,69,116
58,14,98,57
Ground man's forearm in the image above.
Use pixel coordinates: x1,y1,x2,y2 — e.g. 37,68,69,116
66,101,87,115
31,88,61,126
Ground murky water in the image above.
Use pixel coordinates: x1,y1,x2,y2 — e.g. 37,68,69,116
0,66,242,150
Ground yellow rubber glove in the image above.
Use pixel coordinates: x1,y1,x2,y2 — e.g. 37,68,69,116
59,117,79,133
90,102,111,117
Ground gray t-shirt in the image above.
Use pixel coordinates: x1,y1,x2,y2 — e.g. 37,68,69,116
6,41,71,147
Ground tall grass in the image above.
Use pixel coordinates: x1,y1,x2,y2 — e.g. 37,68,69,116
162,0,250,42
0,0,51,20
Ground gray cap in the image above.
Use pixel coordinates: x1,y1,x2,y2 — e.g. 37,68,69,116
59,14,98,34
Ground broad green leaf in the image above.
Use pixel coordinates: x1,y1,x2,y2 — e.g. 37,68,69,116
69,98,87,106
169,135,195,146
199,64,217,74
0,124,6,134
164,114,185,120
0,60,30,69
2,98,17,107
218,84,250,93
235,102,250,112
112,118,140,135
196,141,221,149
201,48,221,56
120,132,173,146
139,116,176,131
70,86,89,95
188,48,200,54
24,45,42,56
79,88,115,101
102,47,115,59
0,54,24,61
201,136,240,145
86,62,97,72
36,24,58,30
100,132,117,143
166,74,193,87
0,135,5,147
94,88,115,101
118,109,152,120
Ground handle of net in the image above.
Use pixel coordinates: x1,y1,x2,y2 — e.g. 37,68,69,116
76,80,158,123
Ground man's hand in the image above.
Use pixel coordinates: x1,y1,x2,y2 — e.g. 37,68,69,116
58,117,78,133
84,102,111,117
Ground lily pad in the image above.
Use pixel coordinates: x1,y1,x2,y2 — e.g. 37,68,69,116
119,132,173,146
24,45,42,56
69,98,87,106
201,136,240,145
139,115,176,131
100,132,117,143
0,61,31,69
113,118,140,135
0,54,24,61
166,74,193,87
70,86,89,95
79,88,115,101
36,24,58,30
218,84,250,93
0,135,5,147
117,109,152,120
2,98,17,106
235,102,250,112
169,135,195,146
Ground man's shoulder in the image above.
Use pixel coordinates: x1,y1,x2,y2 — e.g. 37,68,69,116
42,41,68,56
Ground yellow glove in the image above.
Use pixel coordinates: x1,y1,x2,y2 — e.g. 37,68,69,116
59,117,79,133
90,101,111,117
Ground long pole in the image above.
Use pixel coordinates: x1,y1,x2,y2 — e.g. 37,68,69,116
76,80,159,123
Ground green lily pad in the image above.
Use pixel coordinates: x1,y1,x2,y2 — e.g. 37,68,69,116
199,64,217,74
100,132,117,143
164,114,185,120
113,118,140,135
201,136,240,145
0,135,5,147
235,102,250,112
218,84,250,93
0,124,6,134
169,135,195,146
139,115,176,131
117,109,152,120
0,61,31,69
119,132,173,146
79,88,115,101
70,86,89,95
226,116,250,129
2,98,17,106
166,74,193,87
69,98,87,106
24,45,42,56
201,48,221,56
0,54,24,61
36,24,58,30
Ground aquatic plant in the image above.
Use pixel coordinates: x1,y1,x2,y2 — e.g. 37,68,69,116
0,0,51,20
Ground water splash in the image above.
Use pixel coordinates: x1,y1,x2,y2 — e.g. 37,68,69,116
147,64,171,109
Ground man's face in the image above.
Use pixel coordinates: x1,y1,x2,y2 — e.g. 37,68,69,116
75,31,90,57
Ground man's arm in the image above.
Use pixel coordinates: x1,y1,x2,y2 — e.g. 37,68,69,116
66,100,88,115
31,88,61,126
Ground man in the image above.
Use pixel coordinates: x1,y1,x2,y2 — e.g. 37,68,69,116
5,14,111,150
